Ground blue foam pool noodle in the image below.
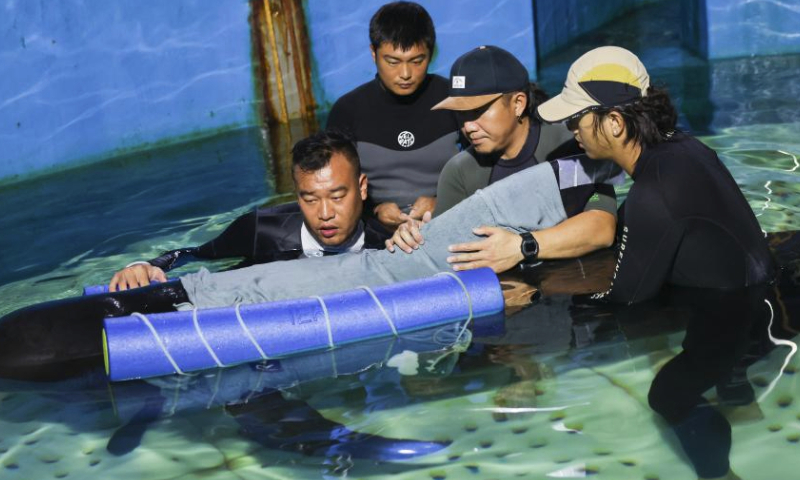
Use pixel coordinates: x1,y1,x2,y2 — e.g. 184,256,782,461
103,268,504,381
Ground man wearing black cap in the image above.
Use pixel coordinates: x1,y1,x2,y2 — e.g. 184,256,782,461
388,46,620,273
326,2,460,231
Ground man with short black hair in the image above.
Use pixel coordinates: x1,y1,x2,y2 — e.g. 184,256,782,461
326,1,459,231
109,130,390,291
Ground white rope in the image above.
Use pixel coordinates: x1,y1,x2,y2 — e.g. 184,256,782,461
311,295,335,349
758,299,798,402
192,308,224,368
169,382,181,416
244,368,264,403
206,369,222,409
358,285,398,336
234,302,269,359
304,274,476,363
382,336,398,365
435,271,475,344
330,349,338,377
132,312,184,375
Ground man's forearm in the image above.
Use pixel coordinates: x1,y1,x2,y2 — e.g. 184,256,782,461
534,210,616,259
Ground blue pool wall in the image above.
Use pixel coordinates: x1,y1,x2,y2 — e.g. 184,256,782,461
699,0,800,59
0,0,256,183
534,0,660,59
3,0,800,183
304,0,537,111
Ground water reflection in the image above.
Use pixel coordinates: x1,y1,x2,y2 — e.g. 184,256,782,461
477,231,800,478
0,319,482,464
0,233,797,477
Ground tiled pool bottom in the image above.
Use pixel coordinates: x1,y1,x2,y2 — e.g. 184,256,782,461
0,316,796,479
0,123,798,479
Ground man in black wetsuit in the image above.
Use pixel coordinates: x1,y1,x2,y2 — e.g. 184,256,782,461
537,46,777,480
536,46,775,303
326,2,460,231
109,130,391,291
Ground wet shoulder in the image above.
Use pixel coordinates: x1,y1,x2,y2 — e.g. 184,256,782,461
423,74,450,101
444,147,479,170
638,133,712,182
327,79,381,126
633,132,725,211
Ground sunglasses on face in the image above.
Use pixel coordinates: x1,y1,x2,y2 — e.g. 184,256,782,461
564,106,601,131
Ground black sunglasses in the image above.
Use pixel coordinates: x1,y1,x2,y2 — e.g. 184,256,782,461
564,106,601,131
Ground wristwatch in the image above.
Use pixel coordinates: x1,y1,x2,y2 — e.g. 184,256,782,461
519,232,539,262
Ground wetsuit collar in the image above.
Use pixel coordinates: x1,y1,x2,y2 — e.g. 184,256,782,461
497,121,540,167
374,74,431,105
629,131,679,180
300,221,365,257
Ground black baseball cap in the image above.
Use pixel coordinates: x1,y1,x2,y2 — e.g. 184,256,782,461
432,45,529,111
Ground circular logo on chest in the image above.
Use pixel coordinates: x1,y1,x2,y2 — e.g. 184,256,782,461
397,131,415,148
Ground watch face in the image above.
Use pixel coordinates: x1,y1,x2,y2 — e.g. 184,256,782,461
521,235,538,258
522,240,535,256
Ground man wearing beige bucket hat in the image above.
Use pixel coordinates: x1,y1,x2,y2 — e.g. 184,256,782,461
536,45,773,303
537,46,650,126
541,46,775,480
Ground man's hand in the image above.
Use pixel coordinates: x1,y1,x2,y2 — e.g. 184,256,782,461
447,226,524,273
385,211,432,253
408,195,436,220
373,202,407,230
109,263,167,292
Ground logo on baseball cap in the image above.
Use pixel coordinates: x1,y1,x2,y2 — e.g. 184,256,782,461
432,45,529,111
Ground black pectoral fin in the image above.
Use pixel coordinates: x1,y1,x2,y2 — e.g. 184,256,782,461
106,394,166,456
229,390,450,460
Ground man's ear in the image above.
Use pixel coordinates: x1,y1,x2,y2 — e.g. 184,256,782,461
514,91,528,118
370,44,377,63
608,111,625,137
359,174,368,201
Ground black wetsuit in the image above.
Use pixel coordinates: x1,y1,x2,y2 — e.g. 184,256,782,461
581,132,777,476
595,132,776,304
148,202,390,272
326,74,460,209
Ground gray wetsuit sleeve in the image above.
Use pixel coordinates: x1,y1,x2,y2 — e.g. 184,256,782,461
583,189,618,217
180,161,568,309
434,150,491,217
435,153,471,217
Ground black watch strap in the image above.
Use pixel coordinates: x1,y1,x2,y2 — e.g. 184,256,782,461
520,232,539,262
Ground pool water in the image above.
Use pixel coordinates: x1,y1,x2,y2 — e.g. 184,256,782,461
2,5,800,480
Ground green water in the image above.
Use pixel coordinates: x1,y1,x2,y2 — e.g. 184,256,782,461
2,5,800,478
0,127,797,480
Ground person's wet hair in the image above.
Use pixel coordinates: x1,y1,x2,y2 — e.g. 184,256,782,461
369,1,435,53
502,82,549,119
592,85,678,148
291,130,360,179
